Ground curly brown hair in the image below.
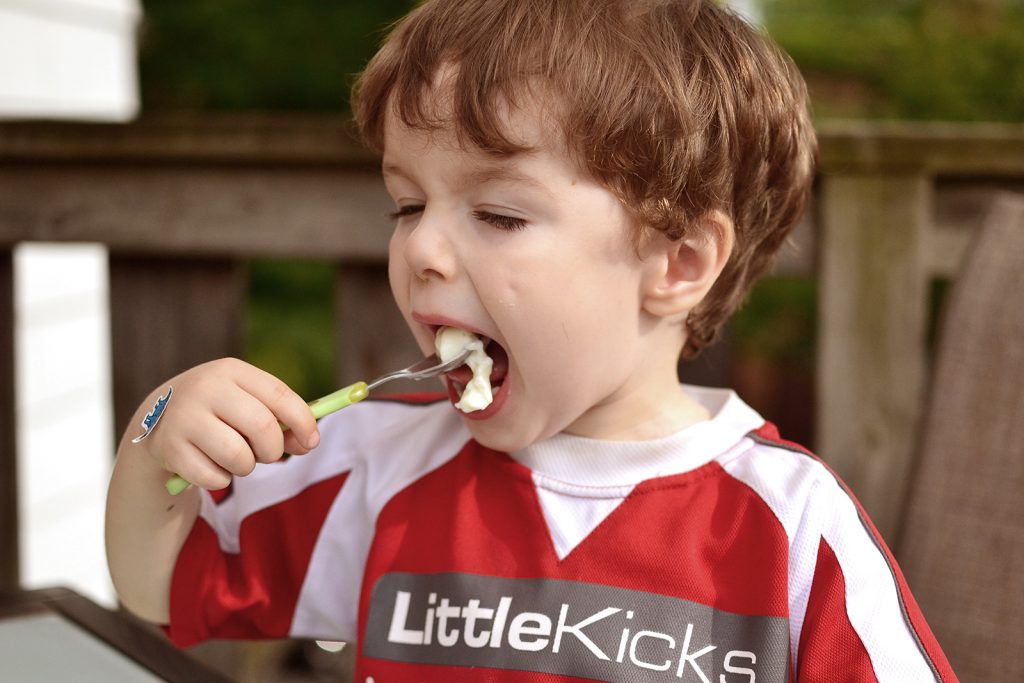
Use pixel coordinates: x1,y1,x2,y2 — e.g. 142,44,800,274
353,0,817,359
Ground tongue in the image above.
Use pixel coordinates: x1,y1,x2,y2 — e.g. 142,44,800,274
447,366,474,384
487,341,509,384
446,340,508,385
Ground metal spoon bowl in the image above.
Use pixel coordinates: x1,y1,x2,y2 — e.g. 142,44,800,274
365,348,472,391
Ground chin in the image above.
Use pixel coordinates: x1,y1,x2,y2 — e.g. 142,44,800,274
463,422,535,454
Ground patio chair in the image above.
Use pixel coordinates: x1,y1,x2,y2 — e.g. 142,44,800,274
897,192,1024,680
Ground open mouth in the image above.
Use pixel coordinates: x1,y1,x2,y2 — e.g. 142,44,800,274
432,326,510,416
445,337,509,396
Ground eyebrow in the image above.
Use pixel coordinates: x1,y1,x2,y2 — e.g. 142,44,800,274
382,160,556,200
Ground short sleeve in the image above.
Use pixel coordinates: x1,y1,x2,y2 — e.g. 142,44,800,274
795,474,958,682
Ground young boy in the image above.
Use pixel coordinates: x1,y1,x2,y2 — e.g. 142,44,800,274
106,1,957,681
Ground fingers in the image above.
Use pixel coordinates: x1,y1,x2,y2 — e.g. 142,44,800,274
236,367,320,451
282,430,312,457
211,390,287,464
161,430,233,491
189,414,259,478
133,358,323,493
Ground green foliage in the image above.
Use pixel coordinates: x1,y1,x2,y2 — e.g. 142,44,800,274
245,261,336,400
763,0,1024,121
731,277,817,366
139,0,414,111
142,2,994,385
136,4,415,392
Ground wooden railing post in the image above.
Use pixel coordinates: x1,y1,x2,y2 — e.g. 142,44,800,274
3,115,1022,617
108,256,246,436
817,173,932,541
0,248,18,590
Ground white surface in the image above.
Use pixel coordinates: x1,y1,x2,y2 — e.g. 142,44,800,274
15,244,115,607
726,0,762,23
0,0,141,121
3,0,138,608
0,612,162,682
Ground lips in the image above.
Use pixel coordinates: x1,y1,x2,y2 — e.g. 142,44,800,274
413,314,512,416
444,338,511,420
437,332,510,419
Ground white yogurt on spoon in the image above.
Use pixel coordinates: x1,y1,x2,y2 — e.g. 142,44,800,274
434,326,494,412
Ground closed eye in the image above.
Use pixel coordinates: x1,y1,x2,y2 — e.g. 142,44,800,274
473,210,527,232
387,205,424,220
387,206,527,232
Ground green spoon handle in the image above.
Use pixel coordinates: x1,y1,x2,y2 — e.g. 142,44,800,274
163,381,369,496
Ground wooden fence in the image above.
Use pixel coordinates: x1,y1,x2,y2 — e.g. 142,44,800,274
1,115,1023,593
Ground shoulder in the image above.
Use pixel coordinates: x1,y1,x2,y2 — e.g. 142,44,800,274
715,421,862,540
316,392,466,460
735,427,958,681
679,387,859,534
315,393,473,497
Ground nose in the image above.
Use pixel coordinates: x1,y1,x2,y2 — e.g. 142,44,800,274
399,209,458,282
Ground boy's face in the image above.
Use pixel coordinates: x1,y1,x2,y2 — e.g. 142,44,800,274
382,103,673,452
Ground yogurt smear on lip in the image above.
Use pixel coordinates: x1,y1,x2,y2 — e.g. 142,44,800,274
434,326,494,412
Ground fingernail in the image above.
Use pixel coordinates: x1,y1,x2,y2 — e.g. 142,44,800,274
306,431,320,450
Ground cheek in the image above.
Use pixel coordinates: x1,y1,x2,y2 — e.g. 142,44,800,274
494,280,582,374
387,234,410,310
387,236,433,355
493,257,613,338
503,275,640,389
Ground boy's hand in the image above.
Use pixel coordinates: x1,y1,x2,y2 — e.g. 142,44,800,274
133,358,320,491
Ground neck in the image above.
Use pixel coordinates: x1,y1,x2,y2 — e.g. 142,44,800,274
564,337,710,442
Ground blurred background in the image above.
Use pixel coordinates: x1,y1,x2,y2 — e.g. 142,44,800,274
2,0,1023,680
129,0,1024,450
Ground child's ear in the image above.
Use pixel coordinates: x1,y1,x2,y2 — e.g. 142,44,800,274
640,210,734,319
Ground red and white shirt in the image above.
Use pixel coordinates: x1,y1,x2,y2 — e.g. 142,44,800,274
166,386,956,682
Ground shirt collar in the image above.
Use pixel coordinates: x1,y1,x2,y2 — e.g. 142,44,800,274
509,386,764,487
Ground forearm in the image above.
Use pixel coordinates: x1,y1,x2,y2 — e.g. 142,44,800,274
103,360,319,625
105,405,200,625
